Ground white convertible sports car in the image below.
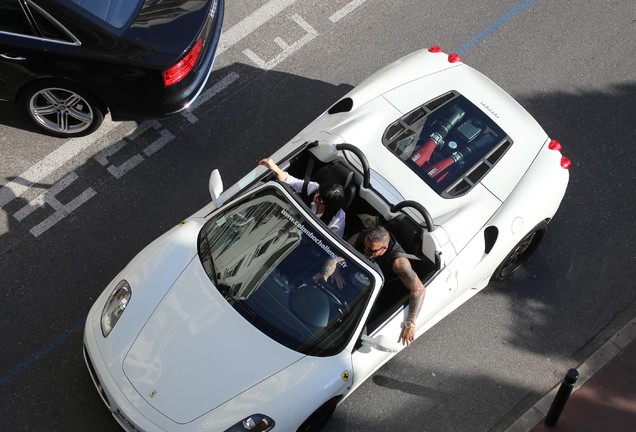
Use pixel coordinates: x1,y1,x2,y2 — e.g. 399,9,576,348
84,47,570,432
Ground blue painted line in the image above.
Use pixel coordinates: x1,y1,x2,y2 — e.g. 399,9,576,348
0,0,541,392
0,318,85,390
456,0,541,55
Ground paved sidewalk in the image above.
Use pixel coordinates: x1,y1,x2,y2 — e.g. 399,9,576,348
505,317,636,432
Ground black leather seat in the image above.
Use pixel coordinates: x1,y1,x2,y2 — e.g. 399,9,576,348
385,214,423,257
313,161,358,208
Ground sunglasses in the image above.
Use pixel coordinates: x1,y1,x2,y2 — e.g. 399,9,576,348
364,244,387,254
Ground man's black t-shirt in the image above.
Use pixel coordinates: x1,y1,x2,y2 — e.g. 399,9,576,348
353,230,411,281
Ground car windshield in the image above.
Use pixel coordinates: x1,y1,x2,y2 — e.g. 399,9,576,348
197,186,376,356
68,0,142,28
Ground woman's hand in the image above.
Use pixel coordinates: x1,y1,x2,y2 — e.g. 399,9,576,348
259,158,287,181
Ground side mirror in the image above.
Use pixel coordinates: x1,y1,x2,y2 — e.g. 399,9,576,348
360,334,403,353
209,169,224,206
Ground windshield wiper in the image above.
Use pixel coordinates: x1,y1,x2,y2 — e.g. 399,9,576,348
200,235,220,287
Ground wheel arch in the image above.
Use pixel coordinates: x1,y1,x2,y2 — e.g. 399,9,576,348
17,76,109,114
490,218,550,281
296,395,344,432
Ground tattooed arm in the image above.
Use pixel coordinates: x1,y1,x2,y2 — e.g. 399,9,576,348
393,256,427,345
313,256,345,288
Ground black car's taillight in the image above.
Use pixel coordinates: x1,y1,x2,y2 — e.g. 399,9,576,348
163,38,203,86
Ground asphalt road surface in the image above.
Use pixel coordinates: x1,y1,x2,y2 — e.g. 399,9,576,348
1,1,634,431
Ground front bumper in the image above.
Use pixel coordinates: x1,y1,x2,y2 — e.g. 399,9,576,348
83,305,165,432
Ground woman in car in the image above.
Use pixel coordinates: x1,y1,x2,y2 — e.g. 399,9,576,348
259,158,346,237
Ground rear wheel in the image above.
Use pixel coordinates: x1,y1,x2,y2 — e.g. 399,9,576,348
297,399,338,432
21,81,105,138
492,221,548,280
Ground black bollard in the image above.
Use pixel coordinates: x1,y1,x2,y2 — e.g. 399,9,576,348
544,368,579,427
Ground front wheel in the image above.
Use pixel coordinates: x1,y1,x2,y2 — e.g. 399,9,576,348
297,399,338,432
492,221,548,281
21,81,105,138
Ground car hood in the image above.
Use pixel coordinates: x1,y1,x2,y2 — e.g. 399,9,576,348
121,257,304,424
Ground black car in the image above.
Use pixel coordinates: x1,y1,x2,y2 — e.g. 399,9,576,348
0,0,224,137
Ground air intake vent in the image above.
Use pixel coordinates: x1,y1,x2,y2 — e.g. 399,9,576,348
328,98,353,114
484,226,498,254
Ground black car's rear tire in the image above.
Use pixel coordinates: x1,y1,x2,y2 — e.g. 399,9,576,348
21,81,105,138
492,221,548,281
297,399,338,432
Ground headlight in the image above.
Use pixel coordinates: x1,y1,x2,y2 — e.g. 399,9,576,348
101,280,131,337
224,414,275,431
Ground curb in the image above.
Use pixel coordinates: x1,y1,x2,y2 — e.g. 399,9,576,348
504,316,636,432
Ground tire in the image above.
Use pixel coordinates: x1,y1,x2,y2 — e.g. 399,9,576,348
297,399,338,432
21,81,105,138
491,221,548,281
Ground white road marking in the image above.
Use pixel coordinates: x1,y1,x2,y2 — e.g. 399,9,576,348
274,36,290,50
95,138,140,179
181,72,240,123
144,128,175,156
108,152,144,179
94,121,175,178
329,0,368,23
126,119,162,141
243,14,317,70
15,172,97,237
216,0,298,55
0,118,118,208
94,121,159,179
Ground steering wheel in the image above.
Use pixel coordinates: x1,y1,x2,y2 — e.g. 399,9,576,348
315,280,348,312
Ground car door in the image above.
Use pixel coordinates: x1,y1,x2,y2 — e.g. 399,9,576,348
0,0,43,100
349,266,456,391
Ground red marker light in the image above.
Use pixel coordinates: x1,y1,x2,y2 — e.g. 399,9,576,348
163,38,203,86
560,156,571,170
448,53,461,63
429,45,442,53
548,139,562,151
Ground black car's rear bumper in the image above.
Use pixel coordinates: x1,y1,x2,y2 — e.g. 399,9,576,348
108,0,225,121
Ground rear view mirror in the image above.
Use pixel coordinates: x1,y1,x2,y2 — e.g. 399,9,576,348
360,334,403,353
209,169,224,206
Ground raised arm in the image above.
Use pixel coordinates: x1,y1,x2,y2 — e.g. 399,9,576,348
259,158,288,181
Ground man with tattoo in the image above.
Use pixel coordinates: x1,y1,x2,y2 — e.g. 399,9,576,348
316,225,427,346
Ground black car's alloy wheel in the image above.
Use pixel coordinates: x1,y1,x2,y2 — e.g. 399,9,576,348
22,82,105,138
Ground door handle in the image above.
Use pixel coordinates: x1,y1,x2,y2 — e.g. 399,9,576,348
1,54,27,61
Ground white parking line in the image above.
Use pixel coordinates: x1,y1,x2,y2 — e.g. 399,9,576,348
0,118,118,208
329,0,368,23
17,172,97,237
243,14,317,70
216,0,298,55
181,72,240,123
